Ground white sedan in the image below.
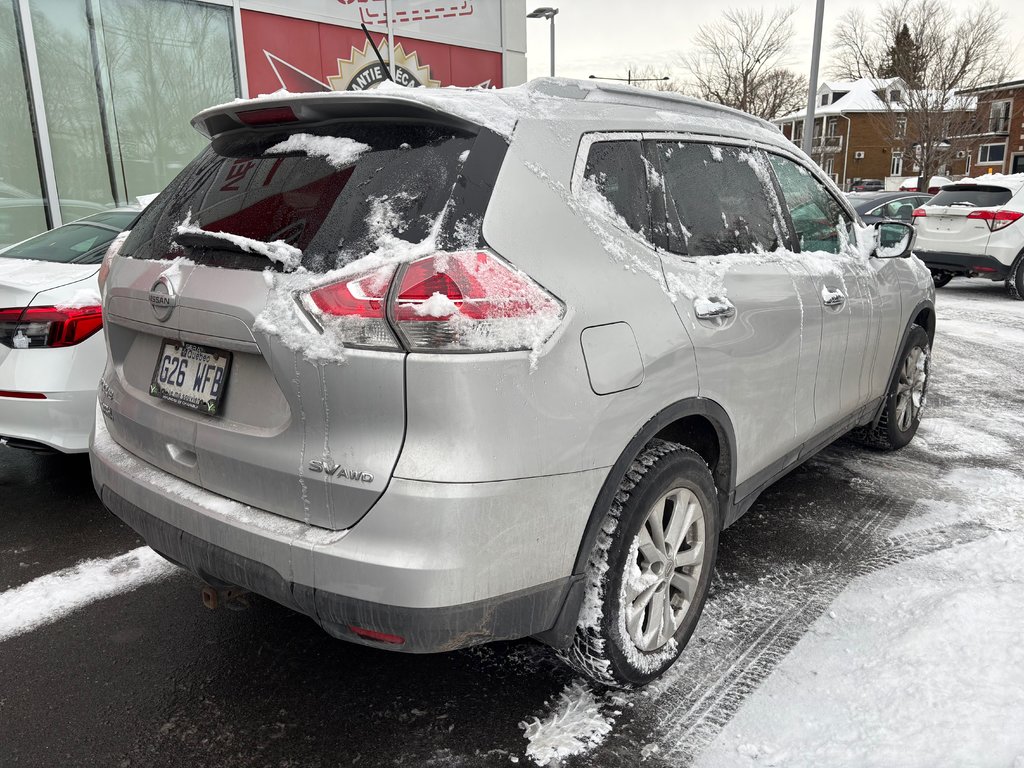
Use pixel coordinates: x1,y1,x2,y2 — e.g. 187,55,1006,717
0,209,137,452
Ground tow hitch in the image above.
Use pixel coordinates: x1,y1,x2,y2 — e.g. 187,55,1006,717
200,584,250,611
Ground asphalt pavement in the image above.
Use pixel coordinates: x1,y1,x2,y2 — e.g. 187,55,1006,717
1,279,1022,768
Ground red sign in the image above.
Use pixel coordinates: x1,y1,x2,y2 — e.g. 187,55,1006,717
241,9,501,96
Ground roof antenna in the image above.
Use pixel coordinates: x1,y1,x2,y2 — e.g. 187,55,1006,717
360,23,394,83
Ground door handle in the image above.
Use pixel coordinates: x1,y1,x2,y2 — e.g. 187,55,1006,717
821,287,846,307
694,297,736,320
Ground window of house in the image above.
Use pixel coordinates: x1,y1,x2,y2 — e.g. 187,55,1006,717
890,90,901,103
895,116,907,137
582,140,652,243
989,100,1011,133
978,143,1006,164
890,152,904,177
820,94,829,106
768,155,850,254
652,142,781,257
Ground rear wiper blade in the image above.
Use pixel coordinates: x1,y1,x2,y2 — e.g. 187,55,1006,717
172,223,302,270
172,227,247,253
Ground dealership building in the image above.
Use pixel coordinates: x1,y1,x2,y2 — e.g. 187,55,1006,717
1,0,528,247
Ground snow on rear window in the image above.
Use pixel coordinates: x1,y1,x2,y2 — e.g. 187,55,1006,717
121,122,473,275
265,133,370,168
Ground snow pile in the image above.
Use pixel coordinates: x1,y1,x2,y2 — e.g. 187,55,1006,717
695,529,1024,768
520,682,615,766
413,291,460,317
0,547,177,642
55,284,102,309
266,133,370,168
176,212,302,271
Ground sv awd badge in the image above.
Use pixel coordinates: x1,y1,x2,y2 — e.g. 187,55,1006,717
308,459,374,484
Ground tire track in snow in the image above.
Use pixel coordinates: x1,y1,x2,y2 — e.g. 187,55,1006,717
0,546,178,643
607,511,994,767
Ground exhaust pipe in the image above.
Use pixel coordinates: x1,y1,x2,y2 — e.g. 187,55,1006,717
200,584,250,611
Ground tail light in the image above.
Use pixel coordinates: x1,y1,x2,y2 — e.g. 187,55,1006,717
0,306,103,349
97,230,130,295
911,208,927,218
300,250,563,353
301,264,400,349
966,209,1023,232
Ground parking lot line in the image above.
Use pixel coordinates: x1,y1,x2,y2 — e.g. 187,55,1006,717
0,546,176,643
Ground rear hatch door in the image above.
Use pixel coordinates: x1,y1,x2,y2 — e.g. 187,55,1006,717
106,117,476,529
915,184,1013,254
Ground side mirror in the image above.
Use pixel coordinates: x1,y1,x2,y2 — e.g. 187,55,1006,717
873,220,914,259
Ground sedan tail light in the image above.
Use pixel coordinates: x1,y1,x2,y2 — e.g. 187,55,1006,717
966,209,1023,232
0,306,103,349
911,208,927,218
300,250,563,353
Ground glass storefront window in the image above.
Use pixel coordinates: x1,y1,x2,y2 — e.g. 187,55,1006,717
24,0,239,231
0,0,48,249
99,0,240,201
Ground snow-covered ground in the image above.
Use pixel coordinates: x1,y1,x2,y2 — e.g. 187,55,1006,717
519,281,1023,767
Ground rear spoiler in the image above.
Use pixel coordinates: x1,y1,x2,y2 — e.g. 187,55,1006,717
191,92,487,140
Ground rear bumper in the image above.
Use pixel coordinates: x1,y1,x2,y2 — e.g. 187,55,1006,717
914,250,1011,280
0,389,96,452
90,414,603,652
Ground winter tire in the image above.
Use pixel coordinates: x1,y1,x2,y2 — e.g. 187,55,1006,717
1007,252,1024,301
561,440,719,688
930,270,953,288
854,324,930,450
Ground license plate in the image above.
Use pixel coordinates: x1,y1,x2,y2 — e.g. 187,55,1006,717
150,340,232,416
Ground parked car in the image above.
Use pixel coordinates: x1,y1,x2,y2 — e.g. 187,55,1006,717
0,198,109,251
89,80,935,686
899,176,953,194
0,209,138,451
847,191,932,224
912,173,1024,294
849,178,884,192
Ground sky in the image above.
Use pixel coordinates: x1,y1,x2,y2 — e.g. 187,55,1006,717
524,0,1024,87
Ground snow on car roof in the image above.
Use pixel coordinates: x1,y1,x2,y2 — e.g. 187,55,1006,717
953,172,1024,191
195,77,783,146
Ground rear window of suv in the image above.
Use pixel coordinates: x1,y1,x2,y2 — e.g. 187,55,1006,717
927,185,1014,208
122,122,475,273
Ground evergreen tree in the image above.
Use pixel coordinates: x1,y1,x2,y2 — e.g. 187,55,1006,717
880,24,923,87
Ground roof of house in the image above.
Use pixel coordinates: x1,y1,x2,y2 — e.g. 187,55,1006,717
957,78,1024,96
775,78,903,122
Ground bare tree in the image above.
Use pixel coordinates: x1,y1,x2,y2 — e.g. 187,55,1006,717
681,5,806,120
829,0,1016,186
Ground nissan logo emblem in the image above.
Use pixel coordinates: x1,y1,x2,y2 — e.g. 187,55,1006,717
149,276,176,322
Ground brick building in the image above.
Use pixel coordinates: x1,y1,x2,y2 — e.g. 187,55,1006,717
774,78,971,190
956,79,1024,175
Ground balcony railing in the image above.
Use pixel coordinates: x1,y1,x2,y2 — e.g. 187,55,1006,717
810,135,844,153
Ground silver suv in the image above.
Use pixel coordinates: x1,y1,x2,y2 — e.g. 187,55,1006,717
90,80,935,686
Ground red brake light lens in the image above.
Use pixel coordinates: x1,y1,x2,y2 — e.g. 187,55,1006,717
911,208,927,218
236,106,299,126
966,209,1023,231
301,265,399,349
0,306,103,349
392,250,564,351
298,251,564,355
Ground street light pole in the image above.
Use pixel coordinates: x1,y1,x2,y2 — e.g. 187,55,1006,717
527,7,559,78
801,0,825,157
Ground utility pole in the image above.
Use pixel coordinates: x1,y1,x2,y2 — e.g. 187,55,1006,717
801,0,825,157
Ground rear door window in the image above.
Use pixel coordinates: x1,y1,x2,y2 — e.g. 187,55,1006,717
123,123,475,273
927,185,1013,208
769,155,850,254
582,140,653,243
653,142,782,256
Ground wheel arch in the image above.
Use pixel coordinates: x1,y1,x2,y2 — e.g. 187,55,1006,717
534,397,737,649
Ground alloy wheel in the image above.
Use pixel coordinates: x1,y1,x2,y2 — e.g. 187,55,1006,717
624,487,706,652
